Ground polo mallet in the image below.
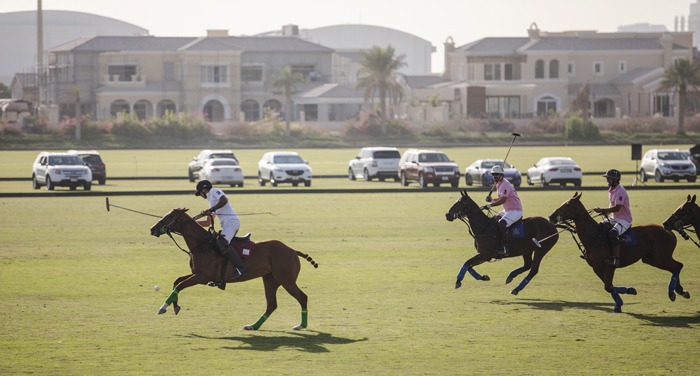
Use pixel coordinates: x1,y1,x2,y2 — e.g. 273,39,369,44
105,197,161,218
487,132,522,201
532,227,573,248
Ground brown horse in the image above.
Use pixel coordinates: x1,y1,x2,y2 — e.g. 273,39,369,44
149,208,318,330
445,189,560,295
548,192,689,313
663,194,700,248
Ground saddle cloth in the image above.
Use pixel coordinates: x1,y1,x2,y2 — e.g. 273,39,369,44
597,222,637,247
232,233,255,258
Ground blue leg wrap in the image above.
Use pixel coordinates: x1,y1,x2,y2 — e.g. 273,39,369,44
612,286,629,294
514,276,532,292
611,289,624,312
467,267,483,280
506,266,528,283
457,264,469,282
668,273,679,295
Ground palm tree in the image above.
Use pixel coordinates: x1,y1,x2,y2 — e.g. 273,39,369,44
272,65,306,137
356,45,406,134
659,58,700,135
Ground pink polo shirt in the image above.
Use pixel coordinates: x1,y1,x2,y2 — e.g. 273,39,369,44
496,178,522,212
608,184,632,223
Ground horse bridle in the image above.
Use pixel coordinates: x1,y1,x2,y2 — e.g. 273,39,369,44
158,210,212,255
451,198,495,238
666,206,700,247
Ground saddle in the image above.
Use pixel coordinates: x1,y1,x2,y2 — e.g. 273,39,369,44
489,217,525,239
596,222,635,248
212,232,256,259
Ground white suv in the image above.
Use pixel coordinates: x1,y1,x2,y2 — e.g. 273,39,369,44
32,152,92,191
188,149,237,182
640,149,697,183
348,147,401,182
258,151,312,187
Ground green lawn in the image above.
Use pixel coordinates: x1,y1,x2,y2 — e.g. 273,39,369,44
0,190,699,375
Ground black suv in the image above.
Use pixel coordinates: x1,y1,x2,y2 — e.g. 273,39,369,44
68,150,106,185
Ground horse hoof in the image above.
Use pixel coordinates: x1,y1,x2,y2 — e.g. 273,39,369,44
244,325,256,331
669,293,676,302
455,281,462,289
481,275,490,281
293,325,305,331
627,287,637,295
157,308,166,315
505,277,513,285
681,291,691,299
173,304,181,315
511,289,519,295
613,306,622,313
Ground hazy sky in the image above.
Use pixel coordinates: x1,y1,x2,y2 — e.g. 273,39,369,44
1,0,693,72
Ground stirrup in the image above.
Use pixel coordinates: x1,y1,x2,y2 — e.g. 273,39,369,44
604,256,619,267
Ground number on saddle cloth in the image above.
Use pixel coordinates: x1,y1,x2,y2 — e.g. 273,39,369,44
232,233,255,258
490,218,525,239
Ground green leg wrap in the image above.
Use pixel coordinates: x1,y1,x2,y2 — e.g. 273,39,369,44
251,313,270,330
165,288,179,305
300,309,308,328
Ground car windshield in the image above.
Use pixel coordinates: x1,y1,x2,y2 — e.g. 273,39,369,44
274,155,304,164
419,153,449,163
548,159,575,166
658,152,687,161
80,155,102,163
211,153,235,159
48,156,85,166
481,161,512,169
211,159,238,166
374,150,400,159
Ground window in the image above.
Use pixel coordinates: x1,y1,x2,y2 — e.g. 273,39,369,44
537,96,557,117
567,62,575,76
241,65,263,82
241,99,260,121
291,64,315,79
163,62,175,80
485,64,501,81
303,104,318,121
653,93,671,116
535,60,545,79
108,65,137,81
593,61,603,75
504,64,513,80
619,61,627,73
486,96,520,118
549,60,559,79
200,65,228,85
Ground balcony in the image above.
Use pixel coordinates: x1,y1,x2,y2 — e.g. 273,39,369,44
102,74,147,87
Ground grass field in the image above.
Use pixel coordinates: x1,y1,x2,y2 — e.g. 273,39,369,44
1,188,699,375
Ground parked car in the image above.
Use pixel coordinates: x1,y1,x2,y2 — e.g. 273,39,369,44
198,158,244,187
464,159,521,187
188,149,237,182
67,150,106,185
527,157,582,187
398,149,460,188
640,149,696,183
258,151,312,187
348,147,401,182
32,152,92,191
687,144,700,175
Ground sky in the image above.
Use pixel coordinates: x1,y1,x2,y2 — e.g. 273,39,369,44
0,0,694,73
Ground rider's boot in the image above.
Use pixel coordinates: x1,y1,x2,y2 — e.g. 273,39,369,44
497,220,509,256
604,230,621,267
226,245,248,278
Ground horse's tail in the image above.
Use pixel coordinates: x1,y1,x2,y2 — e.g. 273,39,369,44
296,251,319,268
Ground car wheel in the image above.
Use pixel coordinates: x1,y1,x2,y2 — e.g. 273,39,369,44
527,176,533,186
348,168,356,181
188,169,195,182
84,183,91,191
393,176,400,182
270,173,278,187
451,180,459,188
32,175,40,189
654,170,664,183
258,172,266,186
292,182,299,187
419,173,427,188
70,185,77,191
363,169,372,181
304,181,311,187
238,182,244,187
401,172,408,187
574,179,581,187
99,178,106,185
46,176,54,191
465,175,473,186
640,169,648,182
689,176,697,183
541,174,549,187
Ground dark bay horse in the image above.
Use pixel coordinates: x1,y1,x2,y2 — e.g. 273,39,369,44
549,192,689,313
149,208,318,330
663,194,700,248
445,190,560,295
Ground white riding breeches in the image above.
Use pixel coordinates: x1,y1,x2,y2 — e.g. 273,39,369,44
219,217,241,242
608,218,631,235
497,210,523,227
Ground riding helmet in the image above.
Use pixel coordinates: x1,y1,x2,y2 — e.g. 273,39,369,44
602,168,621,180
195,180,213,196
491,165,505,175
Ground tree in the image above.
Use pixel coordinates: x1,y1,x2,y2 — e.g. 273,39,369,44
659,58,700,135
0,82,10,98
272,65,306,137
356,46,406,134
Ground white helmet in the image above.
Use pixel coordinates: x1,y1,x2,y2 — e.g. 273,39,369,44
491,165,504,175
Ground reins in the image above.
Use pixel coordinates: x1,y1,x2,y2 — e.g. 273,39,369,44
162,211,217,256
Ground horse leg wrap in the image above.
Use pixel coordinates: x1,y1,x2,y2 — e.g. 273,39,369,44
611,290,624,312
514,276,532,292
300,309,308,328
467,267,483,280
668,273,679,295
165,288,179,305
507,266,528,283
457,264,470,282
251,313,270,330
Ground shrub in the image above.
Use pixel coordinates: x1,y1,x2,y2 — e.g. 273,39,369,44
564,114,600,141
